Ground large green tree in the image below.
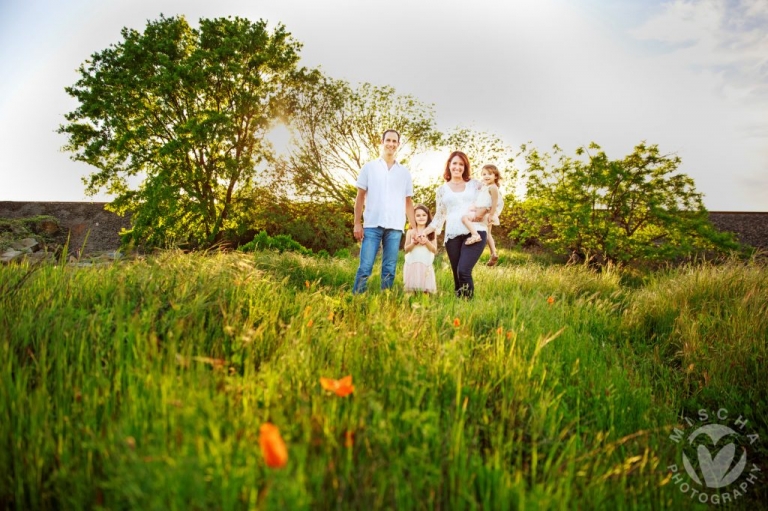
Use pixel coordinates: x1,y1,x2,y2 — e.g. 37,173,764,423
515,142,738,265
442,127,519,187
59,15,305,247
274,77,442,207
440,126,519,204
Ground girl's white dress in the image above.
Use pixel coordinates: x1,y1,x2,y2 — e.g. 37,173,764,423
430,179,487,243
403,244,437,293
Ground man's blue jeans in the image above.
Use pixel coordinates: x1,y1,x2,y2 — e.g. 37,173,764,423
353,227,403,293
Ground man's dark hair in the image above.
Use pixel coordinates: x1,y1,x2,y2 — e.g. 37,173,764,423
382,129,401,142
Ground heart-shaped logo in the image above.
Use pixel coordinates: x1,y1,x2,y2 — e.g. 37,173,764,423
682,424,747,489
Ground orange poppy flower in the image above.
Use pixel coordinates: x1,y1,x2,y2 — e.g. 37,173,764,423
305,280,310,289
259,422,288,469
496,327,503,335
547,296,555,305
320,375,354,397
453,317,460,327
307,319,314,328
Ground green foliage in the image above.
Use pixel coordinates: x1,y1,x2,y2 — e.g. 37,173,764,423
238,230,311,255
515,142,740,265
411,181,441,214
59,15,307,249
275,78,442,208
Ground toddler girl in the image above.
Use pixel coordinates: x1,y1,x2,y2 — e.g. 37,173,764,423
461,165,501,248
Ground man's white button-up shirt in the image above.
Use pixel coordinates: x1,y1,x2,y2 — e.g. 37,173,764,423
356,158,413,231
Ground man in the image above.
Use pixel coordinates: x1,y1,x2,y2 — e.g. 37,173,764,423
352,129,416,293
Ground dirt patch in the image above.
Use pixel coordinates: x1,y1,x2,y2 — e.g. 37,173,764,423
0,202,131,255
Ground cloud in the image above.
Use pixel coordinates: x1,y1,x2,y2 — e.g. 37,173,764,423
626,0,768,210
631,0,768,107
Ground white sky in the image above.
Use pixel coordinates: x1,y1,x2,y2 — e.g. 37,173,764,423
0,0,766,211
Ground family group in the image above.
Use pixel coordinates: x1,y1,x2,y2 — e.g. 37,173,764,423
352,129,505,299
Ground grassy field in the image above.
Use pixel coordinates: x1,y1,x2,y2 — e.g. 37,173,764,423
1,249,766,510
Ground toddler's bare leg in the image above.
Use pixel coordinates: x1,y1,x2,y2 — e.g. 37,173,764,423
487,225,497,256
486,225,499,265
462,215,480,240
464,223,482,245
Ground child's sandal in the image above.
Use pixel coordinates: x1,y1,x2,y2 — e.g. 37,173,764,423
465,235,481,245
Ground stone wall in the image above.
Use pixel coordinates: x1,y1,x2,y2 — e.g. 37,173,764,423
708,212,768,251
1,201,766,254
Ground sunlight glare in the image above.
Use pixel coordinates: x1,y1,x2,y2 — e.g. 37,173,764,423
265,122,291,156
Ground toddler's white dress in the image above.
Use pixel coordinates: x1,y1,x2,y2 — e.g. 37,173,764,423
471,185,504,226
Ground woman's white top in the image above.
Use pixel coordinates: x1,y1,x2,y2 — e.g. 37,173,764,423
430,179,486,243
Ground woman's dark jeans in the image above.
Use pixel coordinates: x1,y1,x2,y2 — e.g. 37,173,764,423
444,231,487,298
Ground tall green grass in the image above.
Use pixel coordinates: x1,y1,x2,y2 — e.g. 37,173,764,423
1,250,765,509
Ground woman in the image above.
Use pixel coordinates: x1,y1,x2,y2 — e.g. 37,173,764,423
419,151,487,298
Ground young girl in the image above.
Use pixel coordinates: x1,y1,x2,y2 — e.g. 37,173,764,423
480,164,504,266
461,165,502,248
403,204,437,293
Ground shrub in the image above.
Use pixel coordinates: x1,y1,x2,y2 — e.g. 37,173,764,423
237,190,354,254
238,231,312,255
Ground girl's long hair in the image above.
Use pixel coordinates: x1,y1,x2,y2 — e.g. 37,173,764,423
414,204,435,241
